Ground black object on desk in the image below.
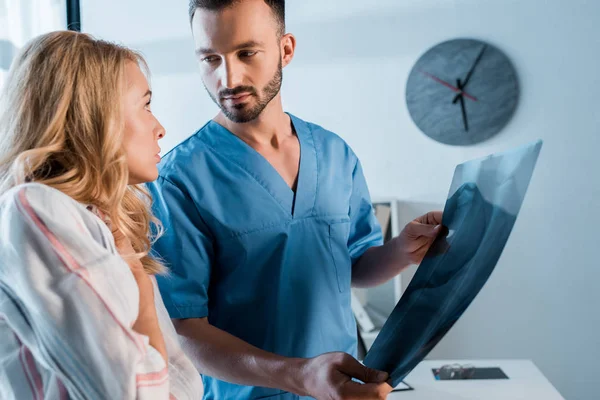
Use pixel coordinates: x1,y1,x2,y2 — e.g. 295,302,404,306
433,365,509,380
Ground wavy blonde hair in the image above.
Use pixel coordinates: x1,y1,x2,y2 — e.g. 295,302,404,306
0,30,164,274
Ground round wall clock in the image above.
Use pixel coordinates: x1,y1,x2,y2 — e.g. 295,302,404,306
406,38,519,146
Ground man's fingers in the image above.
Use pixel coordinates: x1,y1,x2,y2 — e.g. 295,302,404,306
416,211,443,225
337,354,388,383
406,221,442,238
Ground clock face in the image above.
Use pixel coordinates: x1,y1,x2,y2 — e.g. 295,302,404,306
406,39,519,146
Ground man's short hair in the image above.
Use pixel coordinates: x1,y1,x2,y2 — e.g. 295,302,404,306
189,0,285,36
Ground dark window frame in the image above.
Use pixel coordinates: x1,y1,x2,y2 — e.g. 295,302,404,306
66,0,81,31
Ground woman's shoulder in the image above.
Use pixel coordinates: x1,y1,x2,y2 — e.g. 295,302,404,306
0,183,103,232
1,182,74,207
0,182,125,281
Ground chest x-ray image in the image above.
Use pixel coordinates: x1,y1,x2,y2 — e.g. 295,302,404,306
363,140,543,386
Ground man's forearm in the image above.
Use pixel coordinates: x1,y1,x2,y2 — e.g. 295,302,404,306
352,236,410,288
174,318,308,396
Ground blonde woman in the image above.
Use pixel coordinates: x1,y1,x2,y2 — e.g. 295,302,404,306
0,31,203,399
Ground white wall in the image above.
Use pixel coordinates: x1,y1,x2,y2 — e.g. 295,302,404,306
0,0,67,90
82,1,600,399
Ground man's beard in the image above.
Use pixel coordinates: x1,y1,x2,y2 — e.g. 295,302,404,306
206,60,283,124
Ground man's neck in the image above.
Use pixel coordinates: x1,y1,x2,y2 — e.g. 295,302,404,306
213,95,294,149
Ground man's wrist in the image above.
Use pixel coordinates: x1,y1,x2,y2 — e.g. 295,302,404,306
278,357,309,396
388,236,411,272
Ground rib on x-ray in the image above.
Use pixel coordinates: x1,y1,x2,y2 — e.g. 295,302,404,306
363,140,543,386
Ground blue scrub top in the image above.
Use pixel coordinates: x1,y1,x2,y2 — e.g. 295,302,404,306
148,113,382,400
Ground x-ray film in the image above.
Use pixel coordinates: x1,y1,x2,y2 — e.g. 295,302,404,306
363,140,543,386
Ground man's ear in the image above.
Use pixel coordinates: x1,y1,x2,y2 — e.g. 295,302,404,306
280,33,296,68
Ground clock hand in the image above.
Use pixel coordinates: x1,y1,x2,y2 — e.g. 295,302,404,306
418,69,478,102
457,79,469,131
453,44,487,104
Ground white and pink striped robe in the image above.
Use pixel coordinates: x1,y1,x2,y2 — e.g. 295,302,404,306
0,183,204,399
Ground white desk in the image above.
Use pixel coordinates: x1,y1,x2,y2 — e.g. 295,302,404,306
389,360,564,400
